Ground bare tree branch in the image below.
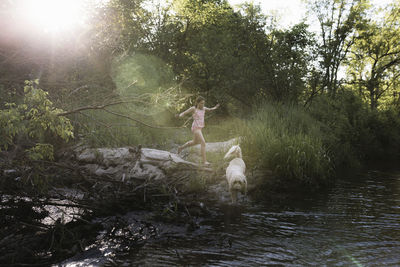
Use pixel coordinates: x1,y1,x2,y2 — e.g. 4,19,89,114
57,100,190,129
57,99,148,116
103,108,187,129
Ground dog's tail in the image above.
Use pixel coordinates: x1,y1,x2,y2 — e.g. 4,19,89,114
224,145,242,159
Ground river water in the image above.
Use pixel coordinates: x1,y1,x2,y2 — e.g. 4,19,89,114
62,168,400,266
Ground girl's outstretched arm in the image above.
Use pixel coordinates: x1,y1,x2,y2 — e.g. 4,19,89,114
205,103,220,112
176,106,195,118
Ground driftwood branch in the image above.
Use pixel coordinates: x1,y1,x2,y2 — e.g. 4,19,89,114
57,98,191,129
103,108,186,129
56,100,143,116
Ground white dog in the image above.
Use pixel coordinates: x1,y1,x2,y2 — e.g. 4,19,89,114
224,145,247,203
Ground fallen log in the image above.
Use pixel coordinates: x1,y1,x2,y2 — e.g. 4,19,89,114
74,145,214,183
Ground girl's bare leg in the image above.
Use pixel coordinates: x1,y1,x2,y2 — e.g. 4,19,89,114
194,130,208,164
178,132,198,153
178,140,194,153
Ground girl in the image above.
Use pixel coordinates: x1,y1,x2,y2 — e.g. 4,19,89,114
176,96,220,165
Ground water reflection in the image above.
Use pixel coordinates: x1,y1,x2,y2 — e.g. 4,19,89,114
127,170,400,266
59,170,400,266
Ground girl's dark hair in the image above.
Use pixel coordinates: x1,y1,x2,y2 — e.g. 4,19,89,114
195,96,205,108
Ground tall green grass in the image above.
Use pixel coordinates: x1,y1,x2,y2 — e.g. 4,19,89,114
238,102,333,188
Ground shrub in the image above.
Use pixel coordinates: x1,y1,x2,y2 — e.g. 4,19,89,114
239,102,333,189
308,91,400,169
307,92,365,170
0,80,74,160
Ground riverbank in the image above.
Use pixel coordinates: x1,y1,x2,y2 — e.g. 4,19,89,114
0,140,247,266
1,136,399,266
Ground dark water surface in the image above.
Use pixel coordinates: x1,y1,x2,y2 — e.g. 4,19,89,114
62,169,400,266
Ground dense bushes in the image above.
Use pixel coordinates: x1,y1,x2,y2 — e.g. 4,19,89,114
308,92,400,169
230,94,399,193
365,109,400,160
307,92,367,170
237,102,333,190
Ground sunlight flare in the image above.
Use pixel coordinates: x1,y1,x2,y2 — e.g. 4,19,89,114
18,0,86,33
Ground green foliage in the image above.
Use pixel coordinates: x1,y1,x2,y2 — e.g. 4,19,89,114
93,0,153,52
77,53,188,148
370,109,400,159
22,81,74,142
239,102,333,188
307,0,370,95
113,54,172,93
308,91,400,168
184,174,208,193
202,115,244,142
150,0,315,107
26,143,54,161
81,116,171,148
265,23,316,102
0,104,23,150
111,53,181,112
346,1,400,109
1,0,399,193
308,92,367,169
0,80,74,160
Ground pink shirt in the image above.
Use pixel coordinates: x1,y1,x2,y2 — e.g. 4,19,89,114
191,108,205,131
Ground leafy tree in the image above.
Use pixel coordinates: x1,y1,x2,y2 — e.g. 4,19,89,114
89,0,153,53
0,80,74,161
347,1,400,109
265,23,316,103
149,0,315,110
168,0,240,100
306,0,369,96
